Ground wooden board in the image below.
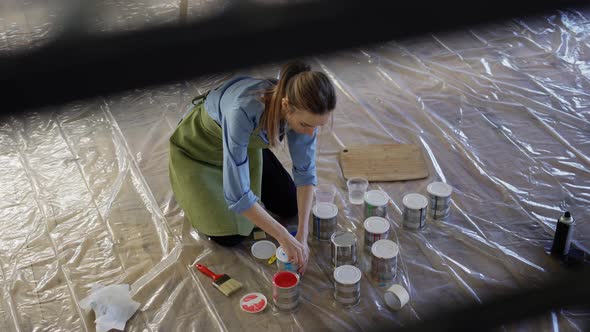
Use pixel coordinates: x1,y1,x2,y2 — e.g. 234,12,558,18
339,144,429,181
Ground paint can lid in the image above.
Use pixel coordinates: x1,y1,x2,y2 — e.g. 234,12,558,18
333,265,362,285
364,217,390,234
240,292,267,314
384,284,409,310
427,182,453,198
402,193,428,210
331,231,356,247
364,190,389,206
371,239,399,259
251,240,277,260
313,203,338,219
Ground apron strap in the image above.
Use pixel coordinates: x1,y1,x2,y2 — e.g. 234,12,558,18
191,91,210,105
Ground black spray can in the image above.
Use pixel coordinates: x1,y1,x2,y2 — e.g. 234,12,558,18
550,211,575,257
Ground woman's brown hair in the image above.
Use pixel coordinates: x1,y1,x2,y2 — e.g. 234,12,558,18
260,60,336,146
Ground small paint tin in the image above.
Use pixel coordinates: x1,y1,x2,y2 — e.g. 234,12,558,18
276,246,300,274
363,216,390,252
402,193,428,230
312,203,338,241
364,190,389,219
427,182,452,220
371,239,399,283
331,231,357,268
333,265,362,307
272,271,300,312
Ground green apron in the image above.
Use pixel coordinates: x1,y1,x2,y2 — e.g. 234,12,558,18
169,98,268,236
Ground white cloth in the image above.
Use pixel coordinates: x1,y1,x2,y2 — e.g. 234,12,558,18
80,284,141,332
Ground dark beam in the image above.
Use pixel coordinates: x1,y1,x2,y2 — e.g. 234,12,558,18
0,0,586,112
392,266,590,332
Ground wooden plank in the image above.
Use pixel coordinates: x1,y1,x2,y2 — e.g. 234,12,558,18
339,144,429,181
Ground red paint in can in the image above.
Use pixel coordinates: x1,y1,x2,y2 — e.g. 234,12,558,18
273,271,298,288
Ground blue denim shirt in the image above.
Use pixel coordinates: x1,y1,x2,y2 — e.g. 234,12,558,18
204,77,318,213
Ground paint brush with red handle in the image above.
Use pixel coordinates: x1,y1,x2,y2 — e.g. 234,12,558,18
195,263,243,296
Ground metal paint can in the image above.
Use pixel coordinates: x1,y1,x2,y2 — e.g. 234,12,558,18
331,231,357,267
402,193,428,230
272,271,300,312
276,246,300,274
363,216,390,251
313,203,338,241
371,239,399,283
427,182,452,220
333,265,362,307
364,190,389,219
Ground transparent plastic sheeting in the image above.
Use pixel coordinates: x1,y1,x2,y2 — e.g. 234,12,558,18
1,3,589,332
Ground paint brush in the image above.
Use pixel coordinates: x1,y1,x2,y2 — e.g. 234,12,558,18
195,263,243,296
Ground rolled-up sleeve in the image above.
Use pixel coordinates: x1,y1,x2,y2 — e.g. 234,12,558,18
287,128,318,187
222,106,258,213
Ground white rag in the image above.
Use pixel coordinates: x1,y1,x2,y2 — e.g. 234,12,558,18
80,284,141,332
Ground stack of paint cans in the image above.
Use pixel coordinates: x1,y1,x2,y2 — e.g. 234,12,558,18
312,202,338,241
371,239,399,283
402,193,428,230
364,190,389,219
333,265,362,307
276,246,299,274
272,271,300,312
363,216,390,252
331,231,357,268
427,181,452,220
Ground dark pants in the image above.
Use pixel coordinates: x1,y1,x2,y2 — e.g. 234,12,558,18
210,149,297,247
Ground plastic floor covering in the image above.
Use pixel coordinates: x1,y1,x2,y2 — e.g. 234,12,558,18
0,1,589,331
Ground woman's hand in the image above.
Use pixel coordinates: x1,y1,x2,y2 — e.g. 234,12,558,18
278,230,309,274
240,203,310,274
295,232,310,275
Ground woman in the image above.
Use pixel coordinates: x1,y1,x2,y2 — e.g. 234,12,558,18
169,61,336,273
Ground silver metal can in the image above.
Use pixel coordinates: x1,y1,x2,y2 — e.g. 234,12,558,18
333,265,362,307
313,203,338,241
427,181,453,220
272,271,300,312
402,193,428,230
363,216,390,251
428,205,451,220
364,190,389,219
370,239,399,283
331,231,357,267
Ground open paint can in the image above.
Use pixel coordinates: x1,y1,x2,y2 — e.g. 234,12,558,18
331,231,357,268
272,271,300,312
